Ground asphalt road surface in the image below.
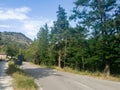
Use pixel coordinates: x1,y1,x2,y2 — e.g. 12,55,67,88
0,60,13,90
22,62,120,90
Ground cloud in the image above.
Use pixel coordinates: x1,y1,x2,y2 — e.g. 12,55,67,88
0,25,11,28
0,7,30,20
14,7,30,13
22,18,53,39
0,6,54,40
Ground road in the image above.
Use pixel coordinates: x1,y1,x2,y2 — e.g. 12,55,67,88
22,62,120,90
0,60,13,90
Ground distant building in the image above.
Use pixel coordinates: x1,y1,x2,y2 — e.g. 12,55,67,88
0,53,7,60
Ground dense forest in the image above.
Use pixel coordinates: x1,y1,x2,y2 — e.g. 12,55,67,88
20,0,120,75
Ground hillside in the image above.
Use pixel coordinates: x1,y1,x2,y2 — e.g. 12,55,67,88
0,32,32,51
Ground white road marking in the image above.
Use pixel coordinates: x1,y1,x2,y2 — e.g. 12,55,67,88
75,81,94,90
66,79,95,90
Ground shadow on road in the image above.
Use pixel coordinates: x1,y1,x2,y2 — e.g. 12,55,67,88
23,67,63,79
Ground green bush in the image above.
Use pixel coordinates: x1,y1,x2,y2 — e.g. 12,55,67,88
7,61,38,90
6,62,19,75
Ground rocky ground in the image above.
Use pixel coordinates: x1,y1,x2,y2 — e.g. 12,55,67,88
0,61,13,90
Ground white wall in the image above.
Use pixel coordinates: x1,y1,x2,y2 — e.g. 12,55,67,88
0,54,7,60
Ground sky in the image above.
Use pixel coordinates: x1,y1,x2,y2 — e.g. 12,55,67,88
0,0,75,40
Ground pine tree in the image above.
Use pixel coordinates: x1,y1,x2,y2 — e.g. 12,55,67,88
51,5,69,68
37,24,49,65
72,0,118,75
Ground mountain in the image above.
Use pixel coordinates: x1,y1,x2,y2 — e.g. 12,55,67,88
0,32,32,50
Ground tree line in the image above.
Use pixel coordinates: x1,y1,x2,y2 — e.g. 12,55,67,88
24,0,120,76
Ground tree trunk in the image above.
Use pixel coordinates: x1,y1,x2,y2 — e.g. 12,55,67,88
104,62,110,76
58,50,61,68
75,61,78,70
81,56,85,70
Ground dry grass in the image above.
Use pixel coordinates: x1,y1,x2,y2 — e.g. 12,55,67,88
24,62,120,82
7,61,38,90
55,66,120,82
13,72,37,90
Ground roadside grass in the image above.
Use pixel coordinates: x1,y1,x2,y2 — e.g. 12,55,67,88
6,61,38,90
24,62,120,82
55,67,120,82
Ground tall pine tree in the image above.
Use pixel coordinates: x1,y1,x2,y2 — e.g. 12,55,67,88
51,5,69,68
72,0,118,75
37,24,49,65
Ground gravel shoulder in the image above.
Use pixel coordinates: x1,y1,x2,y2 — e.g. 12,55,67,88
22,62,120,90
0,61,13,90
